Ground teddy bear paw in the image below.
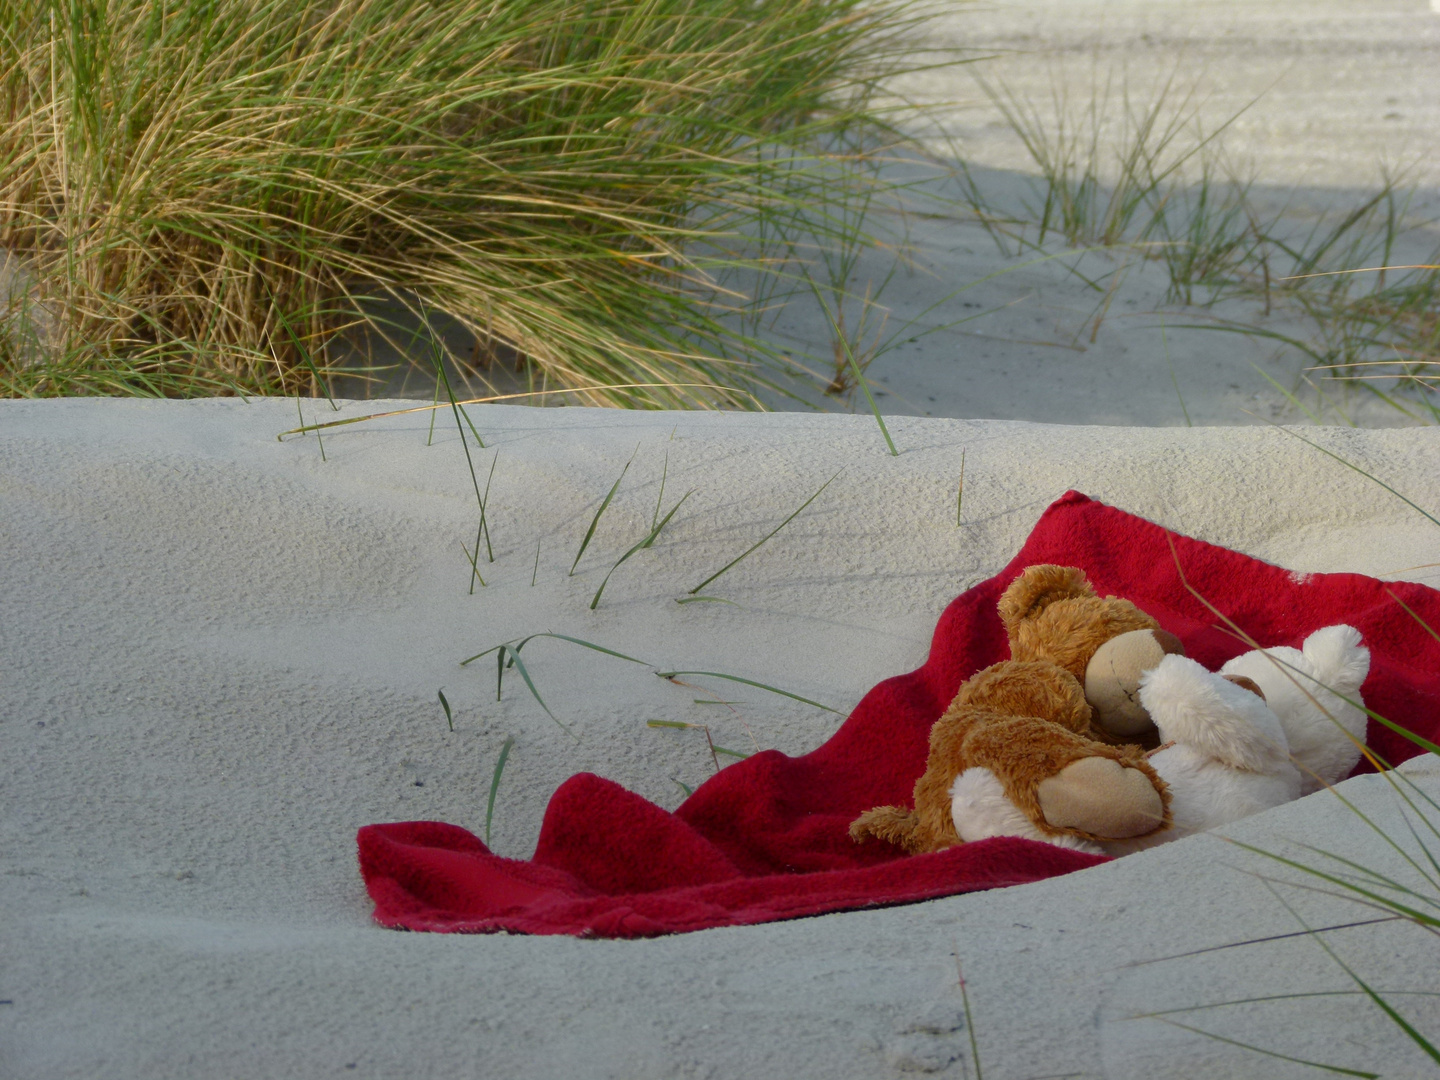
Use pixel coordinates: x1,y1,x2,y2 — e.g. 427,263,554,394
1036,757,1165,839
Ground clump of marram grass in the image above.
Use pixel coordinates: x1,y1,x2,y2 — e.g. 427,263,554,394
0,0,930,405
963,69,1440,417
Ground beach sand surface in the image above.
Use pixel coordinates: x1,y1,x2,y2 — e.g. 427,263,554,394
3,398,1438,1078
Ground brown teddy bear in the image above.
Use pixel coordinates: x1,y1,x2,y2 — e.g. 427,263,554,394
851,565,1174,854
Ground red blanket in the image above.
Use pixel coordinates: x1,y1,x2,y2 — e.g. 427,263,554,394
358,491,1440,937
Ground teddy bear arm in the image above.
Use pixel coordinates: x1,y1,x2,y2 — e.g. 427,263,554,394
1035,756,1169,839
961,714,1169,841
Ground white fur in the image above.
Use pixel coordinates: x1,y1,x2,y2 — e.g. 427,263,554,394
946,627,1367,858
949,768,1104,855
1100,654,1303,855
1141,653,1292,774
1219,624,1370,795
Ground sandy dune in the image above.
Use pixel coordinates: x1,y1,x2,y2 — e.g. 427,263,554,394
4,398,1439,1078
6,2,1440,1078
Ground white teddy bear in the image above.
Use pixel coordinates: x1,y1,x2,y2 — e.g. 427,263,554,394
1218,624,1372,796
950,625,1371,857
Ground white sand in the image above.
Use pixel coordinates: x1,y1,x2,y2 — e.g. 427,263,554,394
4,397,1440,1078
7,3,1440,1077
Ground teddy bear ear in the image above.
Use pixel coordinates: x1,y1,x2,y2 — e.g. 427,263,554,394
998,565,1095,634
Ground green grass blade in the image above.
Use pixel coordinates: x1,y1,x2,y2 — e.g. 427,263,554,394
648,450,670,541
484,735,515,847
436,353,492,591
458,542,487,589
1271,886,1440,1067
427,378,440,447
502,647,575,739
674,596,739,606
437,688,455,732
463,633,650,735
479,452,498,563
1224,840,1440,928
590,490,694,609
687,471,840,595
1161,318,1192,427
656,670,840,714
1249,419,1440,530
844,340,898,456
1386,588,1440,646
956,450,965,527
461,633,647,669
1135,989,1440,1017
571,448,637,575
671,777,694,798
1145,1019,1378,1078
806,275,897,456
513,633,649,666
269,286,337,412
457,643,505,668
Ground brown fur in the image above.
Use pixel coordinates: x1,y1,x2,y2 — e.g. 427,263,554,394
850,565,1172,853
951,659,1093,733
999,565,1159,680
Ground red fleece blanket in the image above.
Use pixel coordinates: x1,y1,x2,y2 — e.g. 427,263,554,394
358,491,1440,937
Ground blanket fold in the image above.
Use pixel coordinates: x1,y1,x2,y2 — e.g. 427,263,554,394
358,491,1440,938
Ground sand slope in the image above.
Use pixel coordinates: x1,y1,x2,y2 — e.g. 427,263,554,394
3,399,1439,1078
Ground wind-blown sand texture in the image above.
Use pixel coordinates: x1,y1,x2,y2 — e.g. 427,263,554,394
7,1,1440,1076
4,398,1439,1078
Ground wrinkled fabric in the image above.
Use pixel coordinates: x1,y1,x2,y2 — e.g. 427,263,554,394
358,491,1440,938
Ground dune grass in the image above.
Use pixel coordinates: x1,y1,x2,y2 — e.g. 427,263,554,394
962,70,1440,417
0,0,933,406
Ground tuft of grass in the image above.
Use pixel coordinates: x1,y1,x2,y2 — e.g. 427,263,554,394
460,632,649,737
971,69,1256,252
0,0,934,406
962,67,1439,417
590,489,694,609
